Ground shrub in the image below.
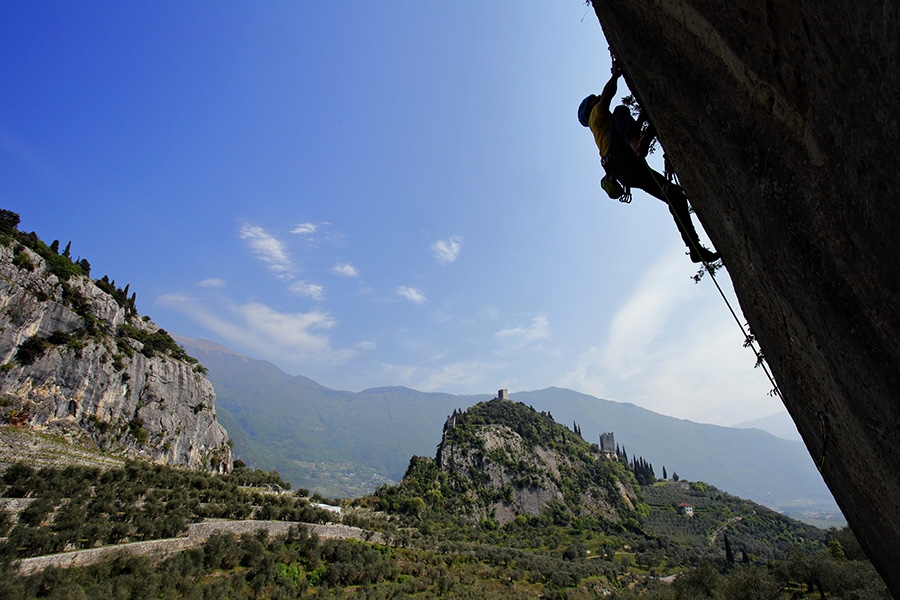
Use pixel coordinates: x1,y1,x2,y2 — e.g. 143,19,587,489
46,252,83,280
12,251,33,272
15,336,50,365
0,209,20,234
128,417,150,445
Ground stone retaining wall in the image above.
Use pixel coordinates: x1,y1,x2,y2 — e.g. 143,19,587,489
0,497,34,513
15,520,386,576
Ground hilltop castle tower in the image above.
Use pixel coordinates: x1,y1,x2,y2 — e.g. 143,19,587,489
600,432,615,456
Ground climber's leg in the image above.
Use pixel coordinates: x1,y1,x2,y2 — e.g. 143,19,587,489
610,159,720,263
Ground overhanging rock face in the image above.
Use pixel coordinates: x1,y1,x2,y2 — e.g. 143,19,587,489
590,0,900,594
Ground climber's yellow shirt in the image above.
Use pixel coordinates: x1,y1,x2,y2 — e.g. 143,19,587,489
589,104,612,157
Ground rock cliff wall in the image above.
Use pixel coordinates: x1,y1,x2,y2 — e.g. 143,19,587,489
589,0,900,594
0,243,231,473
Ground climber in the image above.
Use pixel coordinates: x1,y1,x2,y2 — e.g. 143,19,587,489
578,62,720,264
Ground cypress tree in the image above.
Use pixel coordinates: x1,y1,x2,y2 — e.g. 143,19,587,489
0,209,20,233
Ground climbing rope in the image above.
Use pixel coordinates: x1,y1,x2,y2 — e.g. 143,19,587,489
646,156,783,401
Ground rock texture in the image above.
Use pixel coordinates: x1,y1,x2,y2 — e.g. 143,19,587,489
0,243,232,473
589,0,900,594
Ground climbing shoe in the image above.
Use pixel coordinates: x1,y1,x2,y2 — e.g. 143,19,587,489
601,175,624,199
690,246,720,264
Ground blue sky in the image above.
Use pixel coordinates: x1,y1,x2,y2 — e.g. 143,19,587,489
2,2,783,427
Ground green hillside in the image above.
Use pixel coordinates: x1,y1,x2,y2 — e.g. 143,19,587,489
363,399,824,566
344,399,885,598
0,408,884,599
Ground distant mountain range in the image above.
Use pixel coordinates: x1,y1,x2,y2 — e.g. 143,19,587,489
174,335,839,518
733,411,802,442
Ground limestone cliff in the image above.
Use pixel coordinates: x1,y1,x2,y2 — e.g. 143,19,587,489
0,221,231,473
589,0,900,594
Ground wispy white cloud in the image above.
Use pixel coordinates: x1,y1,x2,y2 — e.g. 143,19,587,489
157,294,351,366
380,358,499,392
332,262,359,278
557,248,700,396
495,315,550,348
638,311,778,424
396,285,427,305
157,293,192,305
600,248,697,377
557,245,778,425
291,222,317,235
431,235,463,264
239,225,293,278
356,340,377,351
237,301,336,352
288,280,325,301
196,278,225,288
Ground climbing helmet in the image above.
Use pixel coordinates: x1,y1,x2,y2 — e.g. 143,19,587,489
578,95,595,127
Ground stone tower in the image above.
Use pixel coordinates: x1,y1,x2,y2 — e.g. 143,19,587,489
600,432,615,455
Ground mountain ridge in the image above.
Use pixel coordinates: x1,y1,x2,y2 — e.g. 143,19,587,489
175,335,837,516
733,411,802,442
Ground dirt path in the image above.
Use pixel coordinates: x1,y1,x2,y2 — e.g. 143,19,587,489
708,516,744,546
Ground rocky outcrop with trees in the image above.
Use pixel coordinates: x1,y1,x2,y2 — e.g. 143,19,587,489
0,210,231,473
376,396,639,526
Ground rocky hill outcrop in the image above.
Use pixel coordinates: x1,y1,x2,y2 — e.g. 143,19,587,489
588,1,900,595
0,215,231,473
394,397,638,526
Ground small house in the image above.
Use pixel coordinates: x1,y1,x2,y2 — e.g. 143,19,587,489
677,503,694,517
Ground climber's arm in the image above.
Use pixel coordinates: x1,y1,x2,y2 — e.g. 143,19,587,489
597,62,622,112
